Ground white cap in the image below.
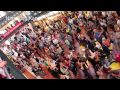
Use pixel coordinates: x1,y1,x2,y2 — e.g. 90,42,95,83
102,37,106,41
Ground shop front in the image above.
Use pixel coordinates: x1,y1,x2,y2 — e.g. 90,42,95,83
32,11,65,29
0,21,38,79
0,12,37,79
0,11,31,44
0,11,73,79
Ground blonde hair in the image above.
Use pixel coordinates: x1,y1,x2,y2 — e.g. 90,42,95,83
114,24,120,32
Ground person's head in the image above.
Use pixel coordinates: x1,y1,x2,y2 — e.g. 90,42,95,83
31,53,34,57
94,47,99,52
58,74,64,79
81,47,86,52
114,24,120,32
96,71,101,76
59,61,64,67
77,55,80,61
97,26,102,32
85,48,90,53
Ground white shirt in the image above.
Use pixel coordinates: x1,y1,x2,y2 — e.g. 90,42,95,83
36,76,42,79
78,11,83,17
0,30,7,34
38,29,42,34
117,20,120,27
12,49,18,56
53,39,58,45
57,47,63,54
65,39,70,45
69,19,73,24
41,37,45,42
0,68,6,77
102,11,106,17
3,47,8,54
100,21,106,26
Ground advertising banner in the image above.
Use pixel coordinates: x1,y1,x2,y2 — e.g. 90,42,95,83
1,22,23,38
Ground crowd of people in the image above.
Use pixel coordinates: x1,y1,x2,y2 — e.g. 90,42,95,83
1,11,120,79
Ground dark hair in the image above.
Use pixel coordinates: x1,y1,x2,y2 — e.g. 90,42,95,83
18,53,20,57
94,47,99,51
80,57,87,61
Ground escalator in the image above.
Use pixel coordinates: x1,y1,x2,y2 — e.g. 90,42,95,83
0,50,26,79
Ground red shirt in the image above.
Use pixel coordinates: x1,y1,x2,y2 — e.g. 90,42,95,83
115,53,120,62
13,44,17,49
103,39,110,47
63,17,68,24
64,60,70,67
